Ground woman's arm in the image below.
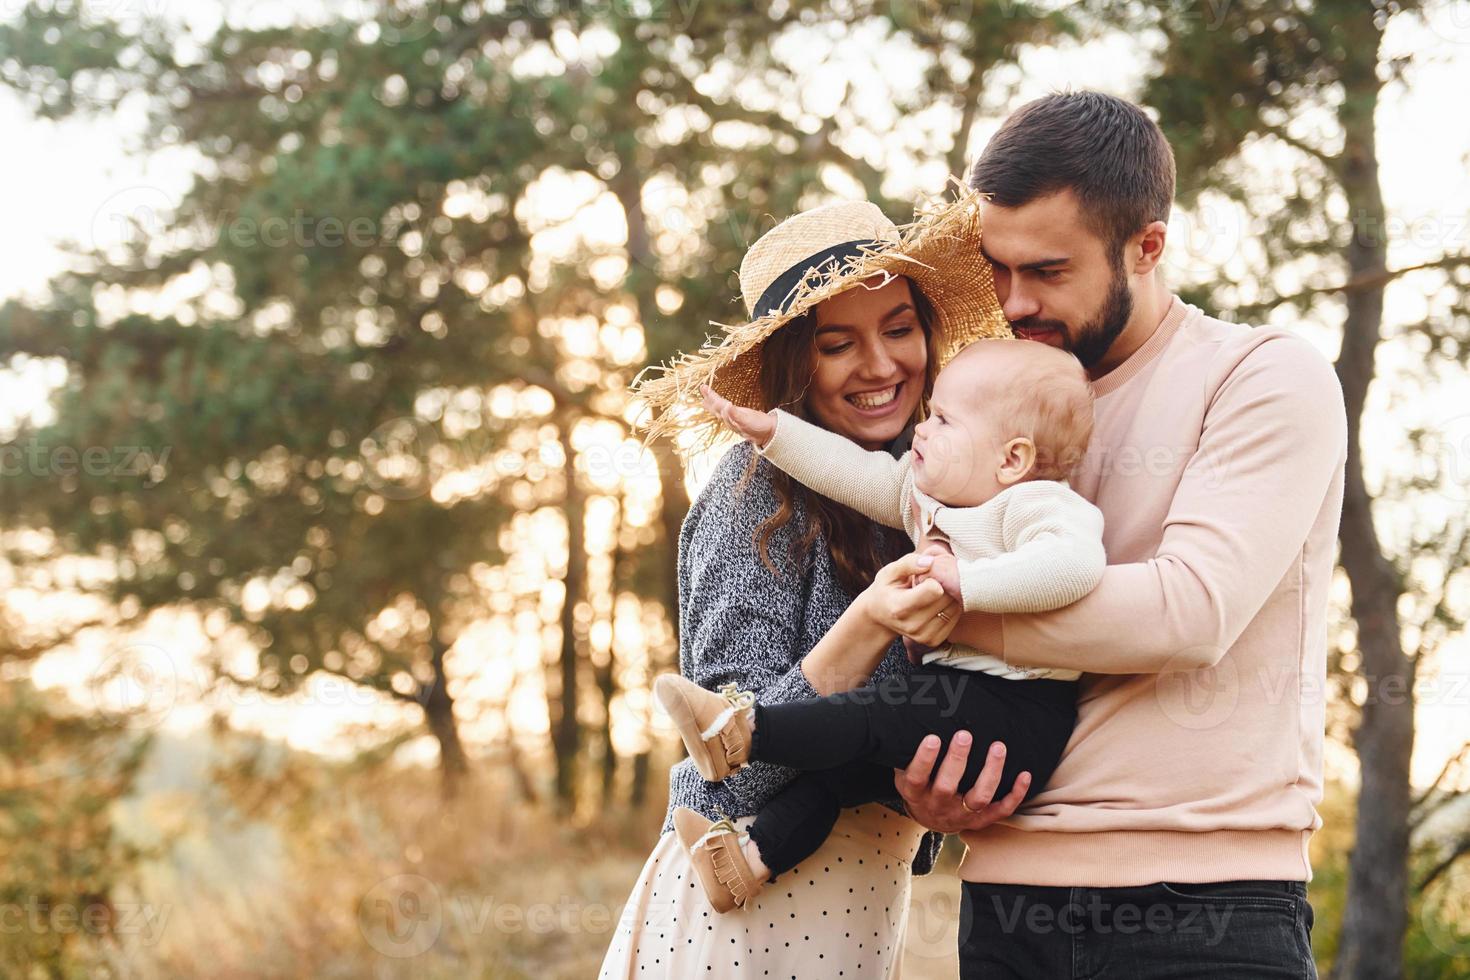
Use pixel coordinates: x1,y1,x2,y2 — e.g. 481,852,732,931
682,475,956,700
676,447,866,809
801,552,959,694
678,447,959,811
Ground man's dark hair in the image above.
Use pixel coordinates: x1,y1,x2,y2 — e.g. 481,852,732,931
969,91,1176,259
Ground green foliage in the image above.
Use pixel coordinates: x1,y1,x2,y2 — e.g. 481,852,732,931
1310,790,1470,978
0,678,151,977
0,0,1071,804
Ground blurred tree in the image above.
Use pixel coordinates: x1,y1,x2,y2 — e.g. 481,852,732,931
0,0,1070,810
0,0,543,800
1139,0,1470,975
0,608,152,976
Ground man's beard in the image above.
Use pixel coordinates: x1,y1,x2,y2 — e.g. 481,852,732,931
1011,266,1133,368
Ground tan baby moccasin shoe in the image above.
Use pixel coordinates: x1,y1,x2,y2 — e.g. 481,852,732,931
654,674,756,782
673,807,765,914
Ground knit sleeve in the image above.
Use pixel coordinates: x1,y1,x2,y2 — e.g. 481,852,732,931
756,409,912,532
677,444,825,810
954,484,1107,613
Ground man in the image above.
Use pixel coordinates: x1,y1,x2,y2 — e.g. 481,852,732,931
894,91,1346,977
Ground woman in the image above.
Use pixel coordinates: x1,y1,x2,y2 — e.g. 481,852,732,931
600,196,1018,978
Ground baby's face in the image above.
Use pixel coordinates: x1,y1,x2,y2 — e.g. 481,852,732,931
910,354,1011,506
910,339,1086,506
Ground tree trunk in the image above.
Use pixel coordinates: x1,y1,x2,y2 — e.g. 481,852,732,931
424,638,470,801
596,495,624,803
552,415,588,805
946,65,986,186
609,169,688,807
1330,21,1416,980
652,440,686,656
630,748,652,808
609,169,688,659
502,722,540,804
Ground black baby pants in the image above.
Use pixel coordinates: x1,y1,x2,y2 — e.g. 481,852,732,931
746,665,1077,879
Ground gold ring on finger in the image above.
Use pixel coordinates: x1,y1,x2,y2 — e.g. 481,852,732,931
936,610,951,623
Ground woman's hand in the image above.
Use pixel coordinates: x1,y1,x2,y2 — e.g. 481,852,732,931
861,551,962,649
800,551,961,694
701,384,777,448
894,734,1031,834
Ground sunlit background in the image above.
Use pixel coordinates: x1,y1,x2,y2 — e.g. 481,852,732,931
2,0,1469,977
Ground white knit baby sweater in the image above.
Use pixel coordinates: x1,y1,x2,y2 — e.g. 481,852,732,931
758,410,1106,681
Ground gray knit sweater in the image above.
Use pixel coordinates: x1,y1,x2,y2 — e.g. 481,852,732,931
660,440,942,876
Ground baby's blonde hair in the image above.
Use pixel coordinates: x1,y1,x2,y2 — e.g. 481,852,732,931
952,340,1095,481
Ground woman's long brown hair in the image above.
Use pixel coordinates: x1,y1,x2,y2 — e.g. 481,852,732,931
740,281,941,597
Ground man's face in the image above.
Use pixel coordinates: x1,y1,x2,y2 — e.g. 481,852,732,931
980,189,1133,369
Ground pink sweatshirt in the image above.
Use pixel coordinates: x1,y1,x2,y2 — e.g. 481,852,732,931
957,296,1347,887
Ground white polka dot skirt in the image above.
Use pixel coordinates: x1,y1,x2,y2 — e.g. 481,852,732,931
599,805,926,979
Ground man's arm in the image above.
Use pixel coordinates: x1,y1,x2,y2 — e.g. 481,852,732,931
758,409,911,530
950,334,1347,674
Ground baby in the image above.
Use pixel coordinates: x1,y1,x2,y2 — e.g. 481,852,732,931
655,338,1106,913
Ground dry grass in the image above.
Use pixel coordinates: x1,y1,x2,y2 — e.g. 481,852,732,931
86,759,976,979
92,759,1464,979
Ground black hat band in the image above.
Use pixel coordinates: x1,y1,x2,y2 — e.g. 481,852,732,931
753,239,887,318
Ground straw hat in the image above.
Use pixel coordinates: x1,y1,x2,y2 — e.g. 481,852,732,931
634,185,1011,449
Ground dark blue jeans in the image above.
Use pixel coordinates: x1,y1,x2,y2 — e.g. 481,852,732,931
958,880,1316,979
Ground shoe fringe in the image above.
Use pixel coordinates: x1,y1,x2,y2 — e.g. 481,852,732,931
718,722,749,773
710,684,754,774
689,811,758,910
706,832,753,908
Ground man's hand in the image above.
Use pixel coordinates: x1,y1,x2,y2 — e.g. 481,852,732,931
701,384,777,448
894,732,1031,834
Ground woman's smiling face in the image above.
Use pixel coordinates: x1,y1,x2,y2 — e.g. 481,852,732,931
803,276,929,450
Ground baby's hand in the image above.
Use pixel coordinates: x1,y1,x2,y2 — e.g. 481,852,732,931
918,543,962,605
702,384,777,448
